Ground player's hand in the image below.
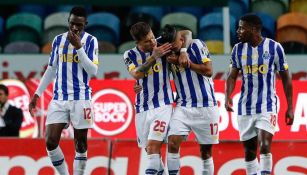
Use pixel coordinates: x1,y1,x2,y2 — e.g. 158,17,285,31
225,97,234,112
152,43,172,59
166,51,179,65
67,31,82,49
285,108,294,125
133,83,142,94
178,51,190,68
29,94,39,117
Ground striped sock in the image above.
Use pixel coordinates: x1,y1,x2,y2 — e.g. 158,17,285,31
73,151,87,175
47,146,69,175
167,153,180,175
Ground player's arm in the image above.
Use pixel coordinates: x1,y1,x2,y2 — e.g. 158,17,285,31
189,58,213,77
69,31,98,76
275,43,294,125
29,37,58,116
128,43,172,80
225,68,239,112
178,30,192,68
189,41,213,77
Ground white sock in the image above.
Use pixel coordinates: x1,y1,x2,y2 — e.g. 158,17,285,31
47,146,69,175
167,153,180,175
202,157,214,175
260,153,272,175
73,151,87,175
145,154,161,174
157,158,165,175
245,158,258,175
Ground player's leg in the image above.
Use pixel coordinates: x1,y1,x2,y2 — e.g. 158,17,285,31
243,137,258,175
193,106,219,175
167,106,190,175
73,128,88,175
70,100,94,175
45,100,70,175
256,113,276,175
237,114,259,175
167,135,184,175
146,105,172,175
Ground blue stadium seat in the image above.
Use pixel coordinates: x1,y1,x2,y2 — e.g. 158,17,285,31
229,0,250,19
86,12,120,44
130,6,165,23
199,12,236,42
4,41,40,53
172,7,205,19
0,16,3,37
19,5,46,17
256,13,276,39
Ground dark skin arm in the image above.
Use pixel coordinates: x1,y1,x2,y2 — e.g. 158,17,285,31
225,68,240,112
279,70,294,125
29,94,39,117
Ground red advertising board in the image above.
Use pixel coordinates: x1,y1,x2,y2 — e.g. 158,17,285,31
1,79,306,140
0,139,110,175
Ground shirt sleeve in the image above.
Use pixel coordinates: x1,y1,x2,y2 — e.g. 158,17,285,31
230,45,241,69
275,43,288,71
48,36,59,68
123,50,137,72
87,37,99,65
192,40,211,64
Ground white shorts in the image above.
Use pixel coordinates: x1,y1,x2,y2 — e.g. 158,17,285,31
168,106,220,145
135,105,173,148
237,113,277,141
46,100,94,129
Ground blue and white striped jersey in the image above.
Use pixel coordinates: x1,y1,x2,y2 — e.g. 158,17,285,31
170,39,217,107
123,47,174,113
231,38,288,115
48,31,99,100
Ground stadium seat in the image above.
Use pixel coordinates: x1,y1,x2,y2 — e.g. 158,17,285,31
291,0,307,14
98,41,116,53
205,40,224,54
161,12,197,37
171,7,205,19
277,13,307,45
44,12,69,31
0,16,3,37
256,13,276,39
4,41,40,53
41,42,52,54
229,0,250,19
130,6,165,23
6,13,42,43
281,41,307,54
42,27,67,45
251,0,288,20
118,40,136,54
199,12,236,42
19,5,46,17
86,12,120,44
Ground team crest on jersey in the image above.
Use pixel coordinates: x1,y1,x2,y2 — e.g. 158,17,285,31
262,51,271,60
201,47,209,56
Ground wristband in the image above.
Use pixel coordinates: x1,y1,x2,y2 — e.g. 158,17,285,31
180,48,187,53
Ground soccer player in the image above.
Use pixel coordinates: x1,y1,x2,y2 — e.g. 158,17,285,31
123,22,192,175
29,7,98,175
162,25,220,175
225,14,294,175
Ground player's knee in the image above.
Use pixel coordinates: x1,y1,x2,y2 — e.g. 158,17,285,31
259,142,271,154
168,140,180,153
146,144,161,154
46,137,59,150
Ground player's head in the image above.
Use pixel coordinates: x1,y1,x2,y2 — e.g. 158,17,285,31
130,22,156,52
237,14,263,43
68,6,88,36
160,25,184,52
0,84,8,105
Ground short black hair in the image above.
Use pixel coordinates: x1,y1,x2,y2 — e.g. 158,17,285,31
240,13,262,31
69,6,87,18
130,22,152,41
159,24,177,44
0,84,8,96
